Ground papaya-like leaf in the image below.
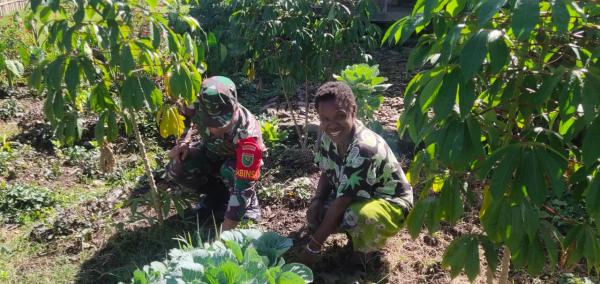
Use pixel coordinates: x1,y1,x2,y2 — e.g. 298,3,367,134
583,117,600,169
459,30,489,80
512,0,540,40
475,0,507,28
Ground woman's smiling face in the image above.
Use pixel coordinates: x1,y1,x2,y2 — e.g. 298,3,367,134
317,99,355,145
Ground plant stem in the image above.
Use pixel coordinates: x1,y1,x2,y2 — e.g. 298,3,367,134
498,246,511,284
128,109,164,225
280,75,304,149
302,75,309,149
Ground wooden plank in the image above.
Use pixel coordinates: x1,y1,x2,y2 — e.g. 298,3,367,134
0,0,26,16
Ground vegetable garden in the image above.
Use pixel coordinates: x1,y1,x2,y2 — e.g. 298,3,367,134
0,0,598,283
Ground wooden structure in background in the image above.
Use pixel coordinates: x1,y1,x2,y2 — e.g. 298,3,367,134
0,0,27,17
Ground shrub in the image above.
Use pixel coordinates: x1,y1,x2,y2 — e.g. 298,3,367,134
259,115,289,151
0,98,22,120
334,63,391,122
0,183,56,223
129,229,313,284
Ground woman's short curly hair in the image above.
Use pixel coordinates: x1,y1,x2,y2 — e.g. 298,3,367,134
314,81,356,114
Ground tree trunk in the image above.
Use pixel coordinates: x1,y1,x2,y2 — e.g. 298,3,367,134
498,246,511,284
129,109,164,225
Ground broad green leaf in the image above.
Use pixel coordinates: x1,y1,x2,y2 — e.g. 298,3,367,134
439,24,462,65
65,58,80,97
169,64,195,102
439,178,463,224
406,198,429,238
540,226,559,270
5,60,24,77
583,118,600,169
151,22,161,49
585,170,600,220
442,236,468,278
132,269,147,284
460,30,489,80
120,44,135,75
107,111,118,141
45,57,66,90
433,68,460,119
464,237,480,281
487,30,509,74
520,150,546,204
490,148,520,198
526,236,545,275
512,0,540,40
535,148,567,196
582,70,600,123
276,271,305,284
120,76,146,110
479,237,499,271
446,0,466,16
217,261,243,284
551,0,570,33
253,231,293,266
534,68,565,107
458,79,475,117
138,76,162,111
28,67,43,91
281,263,313,283
419,72,444,112
475,0,507,28
90,83,116,112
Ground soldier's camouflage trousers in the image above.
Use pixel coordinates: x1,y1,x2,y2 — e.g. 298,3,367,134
165,143,261,222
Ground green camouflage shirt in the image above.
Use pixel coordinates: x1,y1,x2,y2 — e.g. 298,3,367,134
189,103,266,158
314,120,413,210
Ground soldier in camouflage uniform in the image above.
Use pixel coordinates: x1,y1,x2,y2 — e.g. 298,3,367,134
300,81,413,265
166,76,265,231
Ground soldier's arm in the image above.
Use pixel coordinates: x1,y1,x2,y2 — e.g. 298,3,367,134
223,137,263,226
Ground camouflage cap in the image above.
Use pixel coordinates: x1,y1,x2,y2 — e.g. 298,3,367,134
198,76,238,128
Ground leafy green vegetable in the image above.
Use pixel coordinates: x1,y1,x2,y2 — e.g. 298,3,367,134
129,229,313,284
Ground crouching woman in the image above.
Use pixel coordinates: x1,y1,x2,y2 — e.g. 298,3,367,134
302,81,413,265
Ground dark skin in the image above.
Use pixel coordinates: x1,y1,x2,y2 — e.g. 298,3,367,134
298,99,356,267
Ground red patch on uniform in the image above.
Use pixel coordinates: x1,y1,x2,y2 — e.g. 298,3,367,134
235,138,262,181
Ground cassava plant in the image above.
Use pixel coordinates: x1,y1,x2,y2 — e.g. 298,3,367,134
334,63,391,123
384,0,599,282
28,0,207,224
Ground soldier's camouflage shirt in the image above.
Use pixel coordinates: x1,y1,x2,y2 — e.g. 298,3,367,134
314,120,413,211
188,103,266,158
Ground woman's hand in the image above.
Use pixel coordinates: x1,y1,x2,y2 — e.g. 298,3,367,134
306,199,323,232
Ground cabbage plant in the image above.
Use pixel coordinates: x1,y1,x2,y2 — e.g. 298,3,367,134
129,229,313,284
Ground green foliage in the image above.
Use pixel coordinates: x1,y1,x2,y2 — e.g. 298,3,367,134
334,63,391,121
259,177,313,206
130,229,313,283
386,0,600,279
259,115,289,151
29,0,206,145
192,0,380,82
0,12,36,87
29,0,210,223
0,183,56,223
0,98,23,120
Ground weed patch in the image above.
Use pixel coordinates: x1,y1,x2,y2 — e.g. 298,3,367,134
0,183,56,223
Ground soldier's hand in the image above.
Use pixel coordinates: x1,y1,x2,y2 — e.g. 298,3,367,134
168,142,190,162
